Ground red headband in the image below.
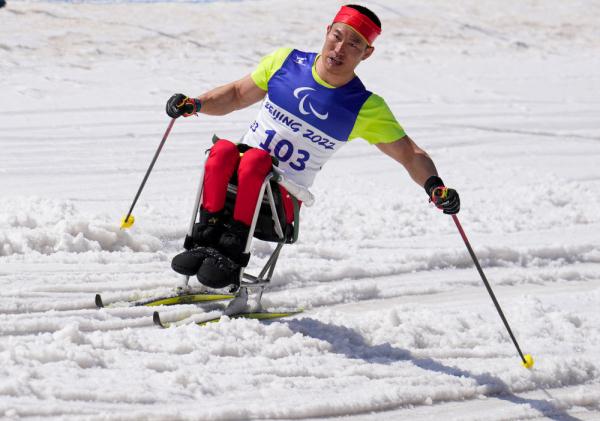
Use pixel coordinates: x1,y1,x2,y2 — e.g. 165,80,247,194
332,6,381,45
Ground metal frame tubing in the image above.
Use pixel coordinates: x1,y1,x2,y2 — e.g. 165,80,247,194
184,164,293,308
181,152,209,288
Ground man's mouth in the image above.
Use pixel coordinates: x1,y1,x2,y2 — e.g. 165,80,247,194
327,56,343,66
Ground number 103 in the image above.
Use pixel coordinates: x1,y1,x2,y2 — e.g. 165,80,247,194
259,129,310,171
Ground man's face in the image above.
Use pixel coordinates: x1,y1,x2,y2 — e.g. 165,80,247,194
320,23,374,77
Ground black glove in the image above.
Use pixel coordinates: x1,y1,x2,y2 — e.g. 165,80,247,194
166,93,201,118
424,175,460,215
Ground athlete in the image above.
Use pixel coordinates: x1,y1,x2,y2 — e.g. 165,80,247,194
166,4,460,288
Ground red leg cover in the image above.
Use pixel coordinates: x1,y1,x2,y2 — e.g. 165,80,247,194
279,186,301,224
234,148,273,226
202,140,239,213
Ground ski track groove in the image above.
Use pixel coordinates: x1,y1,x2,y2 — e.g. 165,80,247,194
2,262,596,340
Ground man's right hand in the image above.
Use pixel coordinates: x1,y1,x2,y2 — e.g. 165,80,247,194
166,93,201,118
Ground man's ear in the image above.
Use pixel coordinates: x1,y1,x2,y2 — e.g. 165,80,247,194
326,24,332,34
362,45,375,61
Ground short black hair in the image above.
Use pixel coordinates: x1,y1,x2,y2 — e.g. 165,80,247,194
345,4,382,29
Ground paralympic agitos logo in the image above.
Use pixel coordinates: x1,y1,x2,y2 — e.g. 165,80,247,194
293,87,329,120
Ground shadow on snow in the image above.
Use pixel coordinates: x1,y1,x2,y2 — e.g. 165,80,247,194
284,317,582,421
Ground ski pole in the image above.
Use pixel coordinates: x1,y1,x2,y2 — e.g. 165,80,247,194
451,214,534,369
120,118,176,229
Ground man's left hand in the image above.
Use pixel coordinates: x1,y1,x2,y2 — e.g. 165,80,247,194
430,186,460,214
424,175,460,215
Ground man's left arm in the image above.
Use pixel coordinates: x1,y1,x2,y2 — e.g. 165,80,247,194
375,135,437,186
376,136,460,214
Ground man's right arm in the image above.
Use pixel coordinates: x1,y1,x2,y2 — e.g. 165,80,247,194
197,74,266,116
167,48,290,118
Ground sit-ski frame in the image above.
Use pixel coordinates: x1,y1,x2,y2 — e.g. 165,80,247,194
181,152,296,313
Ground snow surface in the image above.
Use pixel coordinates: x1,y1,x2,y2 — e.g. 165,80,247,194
1,0,600,419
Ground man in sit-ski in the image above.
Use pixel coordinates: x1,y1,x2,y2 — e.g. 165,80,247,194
167,4,460,289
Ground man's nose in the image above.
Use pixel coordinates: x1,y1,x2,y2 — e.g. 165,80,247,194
334,41,345,55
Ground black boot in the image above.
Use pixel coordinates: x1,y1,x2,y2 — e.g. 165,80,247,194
173,208,226,276
191,207,225,248
218,220,251,264
195,252,243,289
171,247,214,276
196,220,251,289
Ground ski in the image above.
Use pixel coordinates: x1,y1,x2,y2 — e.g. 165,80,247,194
199,310,304,326
95,290,234,309
153,309,303,328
